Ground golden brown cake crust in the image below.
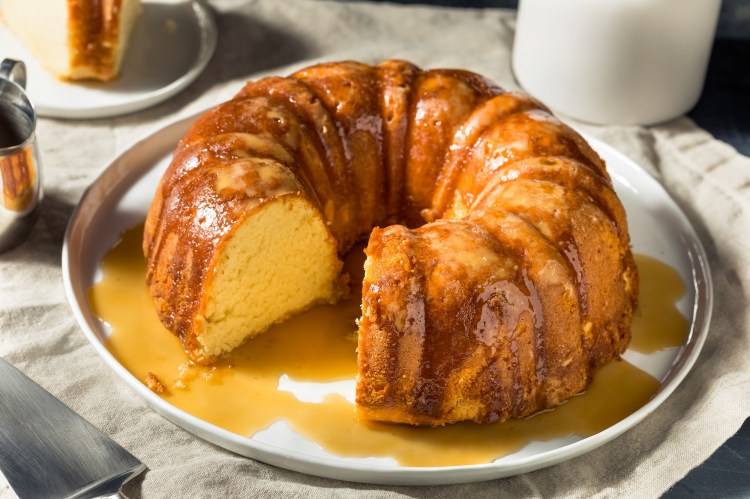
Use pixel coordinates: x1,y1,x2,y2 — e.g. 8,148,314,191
68,0,125,81
144,60,638,425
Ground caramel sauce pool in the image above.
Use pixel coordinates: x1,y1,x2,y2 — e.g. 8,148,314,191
88,226,686,467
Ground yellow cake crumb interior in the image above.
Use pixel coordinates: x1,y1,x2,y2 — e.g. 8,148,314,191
197,196,343,358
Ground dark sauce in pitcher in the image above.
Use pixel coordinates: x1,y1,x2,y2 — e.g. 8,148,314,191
0,103,29,149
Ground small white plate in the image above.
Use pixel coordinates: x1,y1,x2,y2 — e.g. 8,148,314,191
0,0,216,119
62,115,712,485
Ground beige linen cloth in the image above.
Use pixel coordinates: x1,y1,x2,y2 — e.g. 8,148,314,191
2,1,749,497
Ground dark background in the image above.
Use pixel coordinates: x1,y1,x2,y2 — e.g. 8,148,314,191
364,0,750,496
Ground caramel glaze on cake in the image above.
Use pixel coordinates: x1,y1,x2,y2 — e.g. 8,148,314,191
143,60,638,426
69,0,124,80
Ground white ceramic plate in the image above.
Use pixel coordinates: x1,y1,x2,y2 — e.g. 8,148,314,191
62,115,713,485
0,0,216,119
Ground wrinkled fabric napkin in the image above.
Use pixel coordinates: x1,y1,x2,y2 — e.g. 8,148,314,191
1,0,748,497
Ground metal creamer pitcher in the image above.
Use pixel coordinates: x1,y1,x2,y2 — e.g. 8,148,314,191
0,59,42,252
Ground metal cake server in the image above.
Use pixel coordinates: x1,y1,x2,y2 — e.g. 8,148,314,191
0,358,146,498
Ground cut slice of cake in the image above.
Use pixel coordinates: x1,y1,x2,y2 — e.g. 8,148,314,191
193,195,346,361
0,0,142,81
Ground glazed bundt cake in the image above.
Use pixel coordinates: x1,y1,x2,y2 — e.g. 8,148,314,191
143,60,638,426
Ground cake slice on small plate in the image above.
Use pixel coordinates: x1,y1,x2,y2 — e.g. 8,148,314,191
0,0,142,81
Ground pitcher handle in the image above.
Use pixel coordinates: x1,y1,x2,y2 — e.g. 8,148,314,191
0,59,27,89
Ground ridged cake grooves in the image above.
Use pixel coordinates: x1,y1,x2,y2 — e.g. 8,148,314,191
62,113,712,485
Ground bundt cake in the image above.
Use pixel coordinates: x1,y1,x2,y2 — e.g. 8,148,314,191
143,60,638,426
1,0,141,81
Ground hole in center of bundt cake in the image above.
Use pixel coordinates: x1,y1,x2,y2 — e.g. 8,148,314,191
196,195,344,359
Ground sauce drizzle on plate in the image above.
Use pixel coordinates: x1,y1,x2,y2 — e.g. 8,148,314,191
88,225,683,467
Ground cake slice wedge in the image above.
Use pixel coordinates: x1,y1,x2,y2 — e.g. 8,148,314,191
0,0,141,81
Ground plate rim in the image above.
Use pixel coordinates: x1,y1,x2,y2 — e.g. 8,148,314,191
61,114,713,485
